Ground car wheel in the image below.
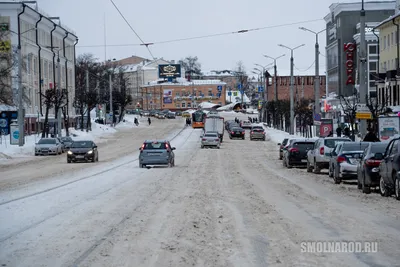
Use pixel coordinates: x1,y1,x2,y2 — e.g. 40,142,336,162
168,161,173,168
313,160,321,174
357,176,362,189
362,174,371,194
201,145,204,149
328,164,333,178
139,163,144,168
333,166,341,184
92,156,95,163
67,159,71,163
379,176,390,197
395,176,400,200
242,137,245,140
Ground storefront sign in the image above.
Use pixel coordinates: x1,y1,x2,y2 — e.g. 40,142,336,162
344,43,356,85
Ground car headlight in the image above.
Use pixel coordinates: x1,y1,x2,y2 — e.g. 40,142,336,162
87,150,93,154
67,151,73,155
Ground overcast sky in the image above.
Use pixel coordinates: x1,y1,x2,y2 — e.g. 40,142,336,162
35,0,391,77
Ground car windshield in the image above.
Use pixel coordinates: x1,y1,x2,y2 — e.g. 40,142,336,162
144,142,167,149
324,138,350,148
342,143,370,152
253,129,264,132
282,138,289,145
293,142,314,150
38,139,56,144
205,134,218,137
370,143,387,153
71,141,93,148
61,137,72,142
232,128,243,131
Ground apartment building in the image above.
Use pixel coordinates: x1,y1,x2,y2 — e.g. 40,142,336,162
0,1,78,134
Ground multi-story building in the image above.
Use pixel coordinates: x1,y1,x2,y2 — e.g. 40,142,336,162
324,1,395,97
202,70,249,93
376,1,400,106
140,79,226,111
0,1,78,134
266,75,326,103
121,58,174,108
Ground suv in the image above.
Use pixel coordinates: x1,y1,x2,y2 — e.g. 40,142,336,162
283,140,315,168
306,137,351,173
139,140,176,168
379,137,400,200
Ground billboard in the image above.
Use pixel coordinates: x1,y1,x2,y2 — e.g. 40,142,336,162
159,64,181,78
378,116,400,141
163,89,172,104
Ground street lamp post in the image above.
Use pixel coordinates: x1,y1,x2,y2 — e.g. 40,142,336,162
263,54,285,101
359,0,368,138
46,46,62,137
299,27,326,125
278,43,305,135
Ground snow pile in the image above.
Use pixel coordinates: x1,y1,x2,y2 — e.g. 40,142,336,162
264,125,318,143
0,122,117,159
114,114,148,129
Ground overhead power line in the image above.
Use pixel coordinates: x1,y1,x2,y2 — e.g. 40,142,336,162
109,0,155,60
77,18,323,48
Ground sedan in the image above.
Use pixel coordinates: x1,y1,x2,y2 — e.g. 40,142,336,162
35,138,63,156
67,140,99,163
201,132,221,149
229,127,245,139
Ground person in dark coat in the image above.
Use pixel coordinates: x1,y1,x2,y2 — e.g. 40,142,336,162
363,128,380,142
148,117,151,125
343,127,350,138
336,126,342,137
327,131,333,137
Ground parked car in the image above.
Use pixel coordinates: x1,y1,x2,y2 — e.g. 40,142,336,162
357,142,387,194
139,140,176,168
378,137,400,200
283,140,315,168
229,126,245,139
175,111,182,116
306,137,352,173
200,132,221,149
328,142,370,184
250,128,265,141
240,120,252,129
166,112,176,119
35,138,63,156
277,138,290,160
60,136,74,149
67,140,99,163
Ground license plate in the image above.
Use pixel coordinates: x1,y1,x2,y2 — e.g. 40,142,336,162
236,132,239,134
349,158,358,164
301,159,307,163
148,153,159,156
76,155,84,159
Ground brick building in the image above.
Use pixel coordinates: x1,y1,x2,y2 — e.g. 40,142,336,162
266,75,326,101
140,79,226,110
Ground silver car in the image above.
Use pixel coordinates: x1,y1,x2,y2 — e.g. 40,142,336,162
139,140,176,168
201,132,221,149
35,138,63,156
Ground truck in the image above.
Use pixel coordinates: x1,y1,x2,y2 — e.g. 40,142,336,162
204,115,224,142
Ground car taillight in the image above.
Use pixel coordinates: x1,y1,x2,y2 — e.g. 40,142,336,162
202,138,206,141
289,148,299,153
231,131,234,134
165,143,169,149
140,144,145,152
242,131,245,134
320,147,324,155
251,131,254,134
365,159,381,167
337,156,346,163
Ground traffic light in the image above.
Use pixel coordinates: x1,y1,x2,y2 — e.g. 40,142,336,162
0,23,9,32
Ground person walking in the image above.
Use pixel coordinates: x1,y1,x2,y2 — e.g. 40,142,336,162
148,117,151,126
336,126,342,137
363,128,380,142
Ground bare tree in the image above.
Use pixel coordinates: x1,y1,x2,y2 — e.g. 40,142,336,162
366,90,391,132
339,94,358,139
233,61,248,108
40,89,56,138
178,56,201,76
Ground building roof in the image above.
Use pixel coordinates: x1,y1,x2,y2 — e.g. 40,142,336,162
198,102,221,109
143,78,227,87
324,1,396,24
353,31,379,43
202,70,236,76
376,10,400,28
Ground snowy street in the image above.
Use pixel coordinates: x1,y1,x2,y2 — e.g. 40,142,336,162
0,113,399,267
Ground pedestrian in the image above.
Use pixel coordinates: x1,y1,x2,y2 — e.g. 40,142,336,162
343,127,350,138
134,117,139,126
327,131,333,137
148,117,151,126
363,128,380,142
336,126,342,137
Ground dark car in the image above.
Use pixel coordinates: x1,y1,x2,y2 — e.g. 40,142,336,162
166,112,176,119
283,140,314,168
229,127,245,139
67,140,99,163
139,140,176,168
60,136,74,149
357,142,387,194
227,122,240,132
277,138,290,160
378,137,400,200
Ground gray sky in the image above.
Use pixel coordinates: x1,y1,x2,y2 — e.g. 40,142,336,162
37,0,383,76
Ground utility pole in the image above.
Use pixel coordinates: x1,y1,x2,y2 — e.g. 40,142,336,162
264,54,285,101
359,0,367,138
85,69,89,131
299,27,326,128
57,50,62,137
109,73,113,126
279,44,305,135
17,44,24,146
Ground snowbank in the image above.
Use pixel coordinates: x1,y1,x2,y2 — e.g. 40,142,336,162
0,121,117,159
264,125,318,143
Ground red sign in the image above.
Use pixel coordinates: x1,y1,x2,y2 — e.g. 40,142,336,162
320,120,333,137
344,43,356,85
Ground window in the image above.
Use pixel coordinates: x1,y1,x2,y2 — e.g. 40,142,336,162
392,32,394,45
181,102,186,108
384,36,387,49
369,61,377,71
369,45,377,54
388,34,390,47
187,102,191,108
175,103,180,108
384,61,387,71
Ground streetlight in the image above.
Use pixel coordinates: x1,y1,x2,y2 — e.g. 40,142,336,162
263,54,285,101
45,45,62,137
254,63,273,122
299,27,325,124
278,43,305,135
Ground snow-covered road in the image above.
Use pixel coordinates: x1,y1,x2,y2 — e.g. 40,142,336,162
0,113,399,267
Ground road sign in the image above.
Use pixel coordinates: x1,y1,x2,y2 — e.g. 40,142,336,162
240,90,244,94
356,112,372,120
238,84,242,90
228,92,232,96
258,86,264,92
314,113,321,121
217,85,222,91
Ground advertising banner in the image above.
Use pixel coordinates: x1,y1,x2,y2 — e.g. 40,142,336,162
378,116,400,141
158,64,181,78
319,118,333,137
163,89,172,104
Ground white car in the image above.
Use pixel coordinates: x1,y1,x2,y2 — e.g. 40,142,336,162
35,138,63,156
